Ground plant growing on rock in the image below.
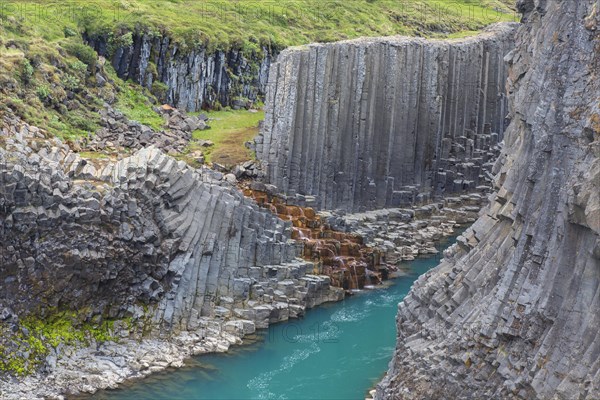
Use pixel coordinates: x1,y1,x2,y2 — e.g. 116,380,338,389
63,41,97,69
20,59,34,84
35,84,50,100
151,80,169,102
62,73,81,91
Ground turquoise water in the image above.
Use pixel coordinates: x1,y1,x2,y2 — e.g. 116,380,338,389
92,233,461,400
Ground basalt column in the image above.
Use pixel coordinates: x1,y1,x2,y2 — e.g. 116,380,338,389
376,0,599,398
256,23,517,212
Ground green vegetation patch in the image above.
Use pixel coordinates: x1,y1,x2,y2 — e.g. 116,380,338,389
0,13,164,140
0,310,119,376
0,14,105,139
22,311,116,348
4,1,517,54
185,108,264,167
106,67,165,130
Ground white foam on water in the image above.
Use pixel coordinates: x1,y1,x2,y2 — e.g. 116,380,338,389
374,292,401,306
247,341,321,399
330,306,368,323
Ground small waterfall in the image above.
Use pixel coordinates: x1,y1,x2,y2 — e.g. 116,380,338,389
243,187,385,291
297,229,306,239
351,264,359,291
365,269,372,286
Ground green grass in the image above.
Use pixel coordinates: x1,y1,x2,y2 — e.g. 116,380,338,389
22,311,117,348
183,109,264,166
0,15,163,139
0,310,118,376
0,0,517,142
107,67,165,130
0,44,101,139
3,1,517,53
446,29,482,39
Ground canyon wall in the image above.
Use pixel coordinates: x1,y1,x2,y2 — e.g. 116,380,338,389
86,33,275,111
256,23,517,212
377,0,600,399
0,112,340,336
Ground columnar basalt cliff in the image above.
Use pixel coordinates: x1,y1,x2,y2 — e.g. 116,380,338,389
86,33,274,111
256,23,517,212
244,187,386,290
377,0,600,399
0,112,346,396
0,113,344,330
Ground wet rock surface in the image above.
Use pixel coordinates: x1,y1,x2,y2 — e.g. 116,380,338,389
256,23,517,212
244,188,386,290
376,1,600,399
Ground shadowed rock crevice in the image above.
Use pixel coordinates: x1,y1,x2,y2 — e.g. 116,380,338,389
86,33,274,112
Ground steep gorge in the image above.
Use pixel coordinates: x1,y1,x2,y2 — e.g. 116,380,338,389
0,0,597,397
376,0,600,398
256,23,517,212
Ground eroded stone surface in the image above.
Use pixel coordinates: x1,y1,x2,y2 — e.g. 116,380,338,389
86,33,274,112
0,112,342,398
376,1,600,399
256,23,517,212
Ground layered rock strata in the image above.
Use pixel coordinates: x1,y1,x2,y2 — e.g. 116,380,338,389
377,0,600,398
256,23,517,212
86,33,274,111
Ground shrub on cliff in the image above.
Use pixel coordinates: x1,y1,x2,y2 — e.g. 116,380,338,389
63,41,98,69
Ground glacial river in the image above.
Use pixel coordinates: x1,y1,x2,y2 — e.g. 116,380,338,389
92,231,463,400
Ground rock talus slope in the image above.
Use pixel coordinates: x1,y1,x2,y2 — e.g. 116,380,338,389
256,23,517,212
377,0,599,399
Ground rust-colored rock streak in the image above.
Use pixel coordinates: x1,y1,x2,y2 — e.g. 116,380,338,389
244,188,388,291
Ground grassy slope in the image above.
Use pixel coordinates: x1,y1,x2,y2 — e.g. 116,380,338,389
192,109,264,166
98,0,517,51
6,1,517,51
0,0,517,143
0,17,164,139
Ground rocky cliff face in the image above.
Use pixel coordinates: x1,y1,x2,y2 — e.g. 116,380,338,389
0,111,348,397
0,112,341,336
377,1,600,399
256,23,516,212
86,33,274,111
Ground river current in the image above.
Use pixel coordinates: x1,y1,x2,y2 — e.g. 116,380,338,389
92,231,463,400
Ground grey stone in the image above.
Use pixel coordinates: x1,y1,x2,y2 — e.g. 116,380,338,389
376,2,600,399
86,34,275,111
256,23,517,212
